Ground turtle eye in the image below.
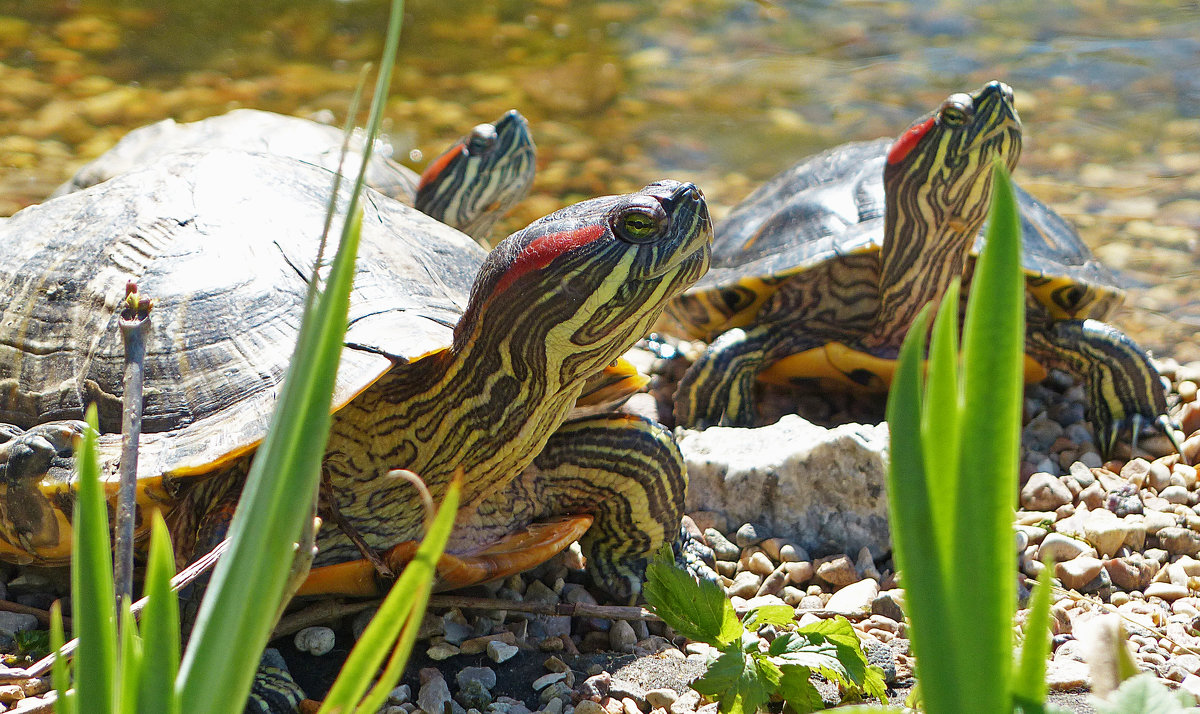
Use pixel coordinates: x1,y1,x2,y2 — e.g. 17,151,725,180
466,124,498,155
611,202,668,244
938,93,974,127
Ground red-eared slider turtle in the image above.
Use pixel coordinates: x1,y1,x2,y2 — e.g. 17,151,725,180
668,81,1170,456
0,148,711,606
52,108,536,243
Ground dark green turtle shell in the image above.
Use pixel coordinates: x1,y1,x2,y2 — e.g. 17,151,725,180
51,109,420,202
692,138,1123,325
1,148,485,483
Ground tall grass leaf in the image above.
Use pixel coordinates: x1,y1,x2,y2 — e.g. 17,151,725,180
177,202,362,714
72,405,117,714
50,601,74,714
139,513,181,714
953,161,1024,711
320,474,460,713
1013,564,1055,710
179,1,405,710
922,277,962,565
117,602,140,714
886,306,961,714
349,475,458,714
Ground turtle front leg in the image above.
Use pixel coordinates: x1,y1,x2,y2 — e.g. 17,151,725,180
0,420,86,556
482,414,687,604
675,323,831,430
1026,319,1173,459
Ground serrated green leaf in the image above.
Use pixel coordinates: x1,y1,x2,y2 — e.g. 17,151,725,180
644,545,742,646
772,642,847,684
1092,674,1200,714
742,605,795,632
767,631,798,657
783,618,886,702
691,649,775,714
776,664,822,714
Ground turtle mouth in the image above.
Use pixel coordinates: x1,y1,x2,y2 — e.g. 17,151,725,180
646,181,713,279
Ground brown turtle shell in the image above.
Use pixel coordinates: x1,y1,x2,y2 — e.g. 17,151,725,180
1,148,484,485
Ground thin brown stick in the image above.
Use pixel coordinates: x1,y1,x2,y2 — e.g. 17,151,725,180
0,600,68,629
115,282,153,612
25,539,230,679
273,590,871,641
273,599,380,639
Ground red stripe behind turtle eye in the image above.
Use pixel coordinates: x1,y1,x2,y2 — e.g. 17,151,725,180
418,141,464,191
887,116,936,165
494,224,606,295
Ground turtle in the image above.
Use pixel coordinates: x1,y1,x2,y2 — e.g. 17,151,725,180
667,80,1171,457
51,107,536,243
0,148,711,611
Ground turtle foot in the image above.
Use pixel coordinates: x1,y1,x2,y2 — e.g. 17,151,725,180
0,420,87,556
296,515,594,597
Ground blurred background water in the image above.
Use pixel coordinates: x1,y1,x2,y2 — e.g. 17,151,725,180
0,0,1196,358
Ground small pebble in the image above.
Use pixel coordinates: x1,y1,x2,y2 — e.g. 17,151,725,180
645,689,678,710
487,641,520,664
815,555,859,587
417,669,452,714
293,626,335,657
734,522,769,548
1021,471,1073,510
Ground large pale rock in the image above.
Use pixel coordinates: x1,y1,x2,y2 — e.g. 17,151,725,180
677,416,890,558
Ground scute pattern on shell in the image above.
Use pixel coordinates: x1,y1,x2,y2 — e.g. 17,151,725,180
693,137,1123,314
0,149,485,480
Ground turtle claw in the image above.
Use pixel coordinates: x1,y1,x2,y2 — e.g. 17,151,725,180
1094,411,1182,463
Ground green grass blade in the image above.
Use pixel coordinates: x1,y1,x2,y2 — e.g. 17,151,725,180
951,161,1025,711
117,602,140,714
72,405,117,714
1013,564,1054,709
178,1,406,710
139,513,181,714
177,204,363,714
50,601,74,714
922,277,962,567
321,475,459,713
887,306,962,713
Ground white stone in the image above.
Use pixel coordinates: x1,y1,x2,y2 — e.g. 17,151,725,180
1080,509,1132,557
824,578,879,616
677,416,891,558
293,626,335,656
1038,532,1097,564
487,641,519,663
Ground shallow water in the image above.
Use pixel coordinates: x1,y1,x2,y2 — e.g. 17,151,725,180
0,0,1196,358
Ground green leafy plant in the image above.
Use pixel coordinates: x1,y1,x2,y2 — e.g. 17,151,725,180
880,162,1056,714
644,547,886,713
48,1,459,711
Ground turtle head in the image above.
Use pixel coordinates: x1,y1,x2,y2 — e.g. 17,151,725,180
415,109,537,242
868,81,1024,345
884,80,1022,233
457,181,712,385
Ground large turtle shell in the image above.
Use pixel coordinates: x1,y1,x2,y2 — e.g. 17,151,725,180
1,149,484,484
690,138,1123,330
51,109,420,202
